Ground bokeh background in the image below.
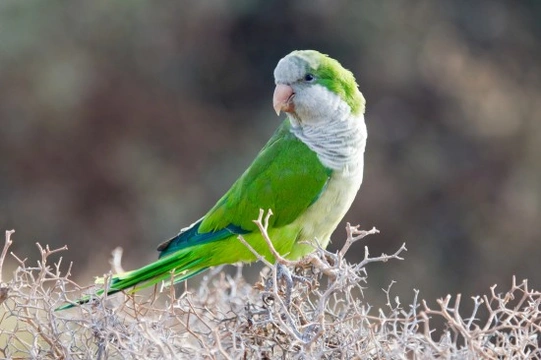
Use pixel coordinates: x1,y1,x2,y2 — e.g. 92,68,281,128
1,1,540,307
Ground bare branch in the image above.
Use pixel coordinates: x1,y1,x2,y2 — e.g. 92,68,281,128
2,224,540,359
0,230,15,284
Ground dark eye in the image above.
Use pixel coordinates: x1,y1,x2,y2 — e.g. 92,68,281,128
304,73,315,82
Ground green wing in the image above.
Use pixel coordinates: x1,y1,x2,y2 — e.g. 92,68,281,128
159,120,332,257
199,120,332,233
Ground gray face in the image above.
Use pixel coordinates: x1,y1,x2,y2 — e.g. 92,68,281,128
273,53,351,125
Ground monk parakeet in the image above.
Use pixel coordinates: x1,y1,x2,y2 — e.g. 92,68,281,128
59,50,367,310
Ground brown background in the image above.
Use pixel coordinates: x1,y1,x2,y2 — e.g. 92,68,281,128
1,0,540,307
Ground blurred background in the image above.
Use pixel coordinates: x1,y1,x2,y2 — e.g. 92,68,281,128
1,0,540,308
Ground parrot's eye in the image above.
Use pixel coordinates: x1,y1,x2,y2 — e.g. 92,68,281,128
304,73,315,82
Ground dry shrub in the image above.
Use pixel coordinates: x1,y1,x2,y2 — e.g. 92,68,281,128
0,213,540,359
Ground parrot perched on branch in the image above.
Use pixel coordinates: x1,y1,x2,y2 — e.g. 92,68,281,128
58,50,367,310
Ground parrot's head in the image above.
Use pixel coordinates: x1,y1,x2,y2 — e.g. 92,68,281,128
273,50,365,125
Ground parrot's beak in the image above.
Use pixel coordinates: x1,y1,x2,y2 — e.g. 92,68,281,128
273,84,295,116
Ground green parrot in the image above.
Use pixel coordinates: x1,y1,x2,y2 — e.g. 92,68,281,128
59,50,367,310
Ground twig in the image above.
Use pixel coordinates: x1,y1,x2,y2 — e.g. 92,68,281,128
356,242,407,269
339,224,379,258
110,247,125,274
0,230,15,283
0,230,15,305
252,209,297,266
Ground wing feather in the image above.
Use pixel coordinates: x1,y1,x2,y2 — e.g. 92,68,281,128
158,120,331,257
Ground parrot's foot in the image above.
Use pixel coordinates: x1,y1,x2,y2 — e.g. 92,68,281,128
264,263,309,307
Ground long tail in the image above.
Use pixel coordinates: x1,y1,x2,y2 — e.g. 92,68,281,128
56,249,207,311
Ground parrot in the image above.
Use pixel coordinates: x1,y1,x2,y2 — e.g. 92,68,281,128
58,49,367,310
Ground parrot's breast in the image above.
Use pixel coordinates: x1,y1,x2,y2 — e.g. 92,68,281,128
286,165,364,259
284,113,367,259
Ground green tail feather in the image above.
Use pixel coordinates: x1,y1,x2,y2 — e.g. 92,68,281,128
56,250,208,311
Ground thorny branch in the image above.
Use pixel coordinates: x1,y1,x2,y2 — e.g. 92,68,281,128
0,221,540,359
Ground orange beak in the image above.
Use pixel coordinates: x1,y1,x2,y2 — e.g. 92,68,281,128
272,84,295,115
